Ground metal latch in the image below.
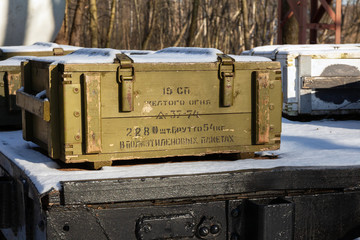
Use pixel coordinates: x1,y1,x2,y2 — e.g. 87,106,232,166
218,54,235,107
136,214,195,240
53,47,64,56
116,54,135,112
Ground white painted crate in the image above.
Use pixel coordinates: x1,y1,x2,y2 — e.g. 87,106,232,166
243,44,360,116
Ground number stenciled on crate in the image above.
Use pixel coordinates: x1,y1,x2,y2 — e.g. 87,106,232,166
126,127,151,137
162,87,191,95
125,124,225,137
156,110,200,119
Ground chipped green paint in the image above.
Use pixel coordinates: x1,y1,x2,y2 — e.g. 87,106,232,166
18,56,282,168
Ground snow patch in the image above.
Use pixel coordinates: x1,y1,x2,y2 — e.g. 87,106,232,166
0,56,37,66
130,47,223,63
1,42,60,53
229,55,271,62
35,90,46,99
1,118,360,194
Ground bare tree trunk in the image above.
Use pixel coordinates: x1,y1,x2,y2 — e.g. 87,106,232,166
186,0,199,47
106,0,116,48
214,1,221,49
173,21,189,47
241,0,251,50
270,17,277,45
69,0,86,46
262,0,269,44
89,0,99,47
134,0,142,49
142,0,157,50
281,0,298,44
59,0,298,52
55,0,69,44
55,23,68,44
207,1,213,48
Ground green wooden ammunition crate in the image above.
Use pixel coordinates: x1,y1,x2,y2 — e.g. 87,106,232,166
17,47,282,167
0,56,40,127
0,42,79,61
0,43,80,127
0,59,22,126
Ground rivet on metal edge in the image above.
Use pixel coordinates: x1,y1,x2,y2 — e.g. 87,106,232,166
199,226,209,237
143,224,152,233
210,225,220,234
231,208,240,218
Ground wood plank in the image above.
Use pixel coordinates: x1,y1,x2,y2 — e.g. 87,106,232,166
62,62,280,73
16,90,50,121
62,83,82,154
84,73,102,153
302,76,360,89
62,166,360,205
5,72,21,111
255,72,270,144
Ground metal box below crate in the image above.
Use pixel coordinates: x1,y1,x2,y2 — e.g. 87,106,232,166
1,127,360,240
17,47,282,168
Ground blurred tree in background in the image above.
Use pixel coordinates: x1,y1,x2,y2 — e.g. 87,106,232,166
55,0,360,54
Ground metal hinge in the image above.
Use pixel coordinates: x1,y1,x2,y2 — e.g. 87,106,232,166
116,54,135,112
218,54,235,107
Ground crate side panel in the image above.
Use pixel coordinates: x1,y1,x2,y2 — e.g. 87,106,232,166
101,69,253,118
100,113,252,154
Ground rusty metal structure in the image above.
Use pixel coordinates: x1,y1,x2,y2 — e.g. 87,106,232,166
278,0,342,44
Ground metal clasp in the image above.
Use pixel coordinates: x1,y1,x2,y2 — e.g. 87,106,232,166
116,54,135,112
53,47,64,56
218,54,235,107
